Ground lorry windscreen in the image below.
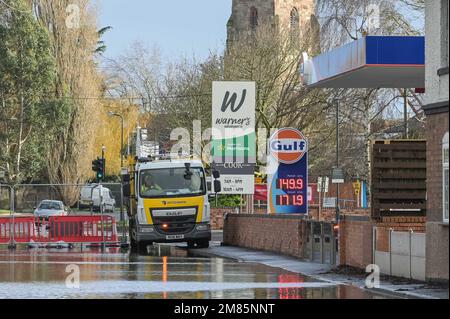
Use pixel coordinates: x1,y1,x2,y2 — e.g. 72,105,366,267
139,167,206,198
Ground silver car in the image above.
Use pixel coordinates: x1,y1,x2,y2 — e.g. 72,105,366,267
33,200,68,220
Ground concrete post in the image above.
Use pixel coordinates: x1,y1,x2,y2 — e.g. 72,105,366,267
320,222,324,264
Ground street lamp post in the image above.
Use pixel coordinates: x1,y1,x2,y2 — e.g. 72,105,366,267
108,112,124,168
107,112,127,246
334,99,341,223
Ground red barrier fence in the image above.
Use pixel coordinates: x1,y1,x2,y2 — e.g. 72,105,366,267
0,215,118,245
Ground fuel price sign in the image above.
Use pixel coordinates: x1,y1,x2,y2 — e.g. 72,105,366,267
267,128,308,215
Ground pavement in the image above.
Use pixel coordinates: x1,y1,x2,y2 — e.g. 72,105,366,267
194,231,449,300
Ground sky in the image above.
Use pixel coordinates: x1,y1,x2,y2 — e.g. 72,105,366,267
98,0,232,64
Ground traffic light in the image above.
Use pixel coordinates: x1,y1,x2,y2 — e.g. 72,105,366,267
92,158,106,182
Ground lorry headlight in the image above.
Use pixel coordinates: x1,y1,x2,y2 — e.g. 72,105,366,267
140,226,154,233
196,224,210,231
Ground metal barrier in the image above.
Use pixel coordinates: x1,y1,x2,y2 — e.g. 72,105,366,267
0,216,34,244
0,215,118,246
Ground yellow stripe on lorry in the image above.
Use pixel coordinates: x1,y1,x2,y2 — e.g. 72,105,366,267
143,196,204,225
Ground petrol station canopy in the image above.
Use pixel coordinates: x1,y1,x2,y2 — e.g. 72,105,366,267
300,36,425,89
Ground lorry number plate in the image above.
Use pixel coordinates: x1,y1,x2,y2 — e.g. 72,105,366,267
166,234,184,240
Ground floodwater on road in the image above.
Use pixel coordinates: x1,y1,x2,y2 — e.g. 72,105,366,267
0,245,388,299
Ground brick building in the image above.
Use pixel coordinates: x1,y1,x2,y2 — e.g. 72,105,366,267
423,0,449,282
226,0,320,53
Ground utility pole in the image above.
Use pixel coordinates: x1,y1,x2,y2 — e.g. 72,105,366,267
108,112,124,168
335,99,340,223
403,89,409,139
107,112,126,246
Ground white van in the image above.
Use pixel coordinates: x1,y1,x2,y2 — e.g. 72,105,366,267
79,185,116,212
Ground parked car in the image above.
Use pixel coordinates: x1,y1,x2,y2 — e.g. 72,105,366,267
79,185,116,212
33,200,68,220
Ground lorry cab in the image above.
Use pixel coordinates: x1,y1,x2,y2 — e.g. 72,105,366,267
125,158,216,252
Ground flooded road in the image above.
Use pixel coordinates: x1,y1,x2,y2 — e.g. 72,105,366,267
0,245,388,299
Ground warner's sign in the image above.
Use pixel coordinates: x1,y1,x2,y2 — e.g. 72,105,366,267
212,81,256,195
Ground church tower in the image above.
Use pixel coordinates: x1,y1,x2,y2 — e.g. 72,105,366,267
227,0,320,54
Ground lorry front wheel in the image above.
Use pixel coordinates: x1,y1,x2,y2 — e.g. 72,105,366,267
130,236,151,254
196,240,209,249
187,241,195,249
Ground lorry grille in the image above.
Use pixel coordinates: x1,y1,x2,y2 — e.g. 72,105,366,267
151,210,197,235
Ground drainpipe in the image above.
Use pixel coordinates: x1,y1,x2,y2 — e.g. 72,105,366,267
372,226,377,265
389,228,393,276
409,229,413,280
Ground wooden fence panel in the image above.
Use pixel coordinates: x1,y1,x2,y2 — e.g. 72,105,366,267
371,140,426,219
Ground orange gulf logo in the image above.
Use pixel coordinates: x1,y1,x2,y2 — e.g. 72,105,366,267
269,128,308,164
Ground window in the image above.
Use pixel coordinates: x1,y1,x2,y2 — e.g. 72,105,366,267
290,7,299,31
139,168,206,199
444,132,449,223
250,7,258,31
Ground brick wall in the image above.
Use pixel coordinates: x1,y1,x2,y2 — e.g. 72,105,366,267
425,111,449,282
378,216,426,232
210,208,237,230
339,216,374,269
223,214,308,259
339,215,427,269
309,208,370,222
426,113,448,222
222,212,426,271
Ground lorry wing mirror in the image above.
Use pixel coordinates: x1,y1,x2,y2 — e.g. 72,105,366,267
122,183,131,197
213,170,220,179
184,162,193,180
213,180,222,194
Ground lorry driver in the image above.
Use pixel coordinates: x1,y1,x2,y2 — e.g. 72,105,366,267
141,174,162,194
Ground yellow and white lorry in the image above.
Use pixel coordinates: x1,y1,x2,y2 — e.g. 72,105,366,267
123,129,220,252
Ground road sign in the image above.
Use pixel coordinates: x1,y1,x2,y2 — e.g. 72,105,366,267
332,168,344,184
353,181,361,195
323,197,337,208
318,176,329,193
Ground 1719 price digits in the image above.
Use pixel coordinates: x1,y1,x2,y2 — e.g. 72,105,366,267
276,194,304,206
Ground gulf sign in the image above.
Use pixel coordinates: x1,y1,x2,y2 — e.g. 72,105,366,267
268,128,309,215
269,129,308,164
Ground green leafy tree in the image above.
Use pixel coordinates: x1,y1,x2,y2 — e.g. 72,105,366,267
0,0,56,183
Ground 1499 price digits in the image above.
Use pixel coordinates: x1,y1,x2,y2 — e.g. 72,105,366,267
277,178,304,190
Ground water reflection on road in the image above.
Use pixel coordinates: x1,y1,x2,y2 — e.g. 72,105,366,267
0,245,387,299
